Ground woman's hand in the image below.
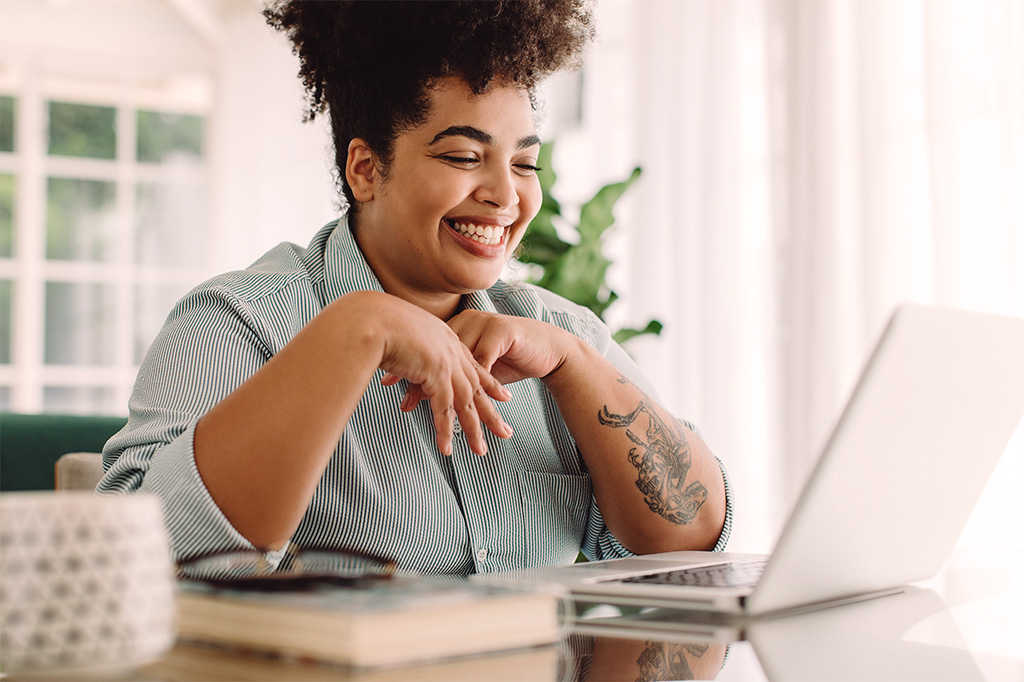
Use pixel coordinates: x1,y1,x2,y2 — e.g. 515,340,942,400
368,295,514,456
447,310,576,384
385,310,577,414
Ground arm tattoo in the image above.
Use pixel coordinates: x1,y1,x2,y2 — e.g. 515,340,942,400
635,641,708,681
598,394,708,525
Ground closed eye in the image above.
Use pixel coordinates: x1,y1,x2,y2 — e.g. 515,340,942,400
437,155,479,165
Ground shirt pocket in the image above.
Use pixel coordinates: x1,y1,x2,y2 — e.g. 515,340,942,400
517,470,592,567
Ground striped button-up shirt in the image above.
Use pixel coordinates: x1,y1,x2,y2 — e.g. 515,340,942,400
100,217,732,574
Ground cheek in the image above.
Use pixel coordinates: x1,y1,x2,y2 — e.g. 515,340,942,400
520,179,543,222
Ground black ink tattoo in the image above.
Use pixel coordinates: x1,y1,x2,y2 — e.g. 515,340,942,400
598,391,708,525
635,641,708,681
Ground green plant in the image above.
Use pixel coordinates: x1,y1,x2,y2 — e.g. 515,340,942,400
518,142,662,345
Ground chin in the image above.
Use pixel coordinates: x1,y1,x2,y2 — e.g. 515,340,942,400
450,271,503,294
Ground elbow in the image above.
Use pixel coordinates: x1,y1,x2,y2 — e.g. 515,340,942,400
618,467,729,555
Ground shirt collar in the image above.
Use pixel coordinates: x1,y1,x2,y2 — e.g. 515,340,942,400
460,288,499,315
319,214,386,306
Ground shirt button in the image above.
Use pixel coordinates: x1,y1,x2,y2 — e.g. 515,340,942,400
453,419,462,435
476,548,487,562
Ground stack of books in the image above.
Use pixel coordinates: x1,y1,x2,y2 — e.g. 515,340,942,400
173,575,565,671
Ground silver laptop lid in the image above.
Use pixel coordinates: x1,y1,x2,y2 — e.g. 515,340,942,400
748,305,1024,613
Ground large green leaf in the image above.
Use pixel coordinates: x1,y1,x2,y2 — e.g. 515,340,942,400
520,142,660,345
545,241,611,311
577,167,641,242
613,319,664,345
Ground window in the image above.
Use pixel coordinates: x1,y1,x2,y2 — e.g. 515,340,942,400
0,88,210,415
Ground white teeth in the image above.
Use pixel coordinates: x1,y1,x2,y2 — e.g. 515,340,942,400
450,221,506,246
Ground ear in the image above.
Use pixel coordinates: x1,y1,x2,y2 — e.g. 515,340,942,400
345,138,377,203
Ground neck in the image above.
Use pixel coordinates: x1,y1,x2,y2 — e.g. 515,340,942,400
389,286,462,321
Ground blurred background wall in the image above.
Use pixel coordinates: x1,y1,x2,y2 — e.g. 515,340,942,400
1,0,1021,582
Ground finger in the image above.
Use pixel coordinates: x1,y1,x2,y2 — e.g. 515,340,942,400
476,361,513,401
451,372,489,456
448,322,511,401
463,356,513,439
467,321,511,371
471,377,514,440
447,314,489,363
425,379,455,456
381,372,402,387
400,383,425,412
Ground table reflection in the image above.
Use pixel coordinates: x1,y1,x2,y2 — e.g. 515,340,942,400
566,585,1000,682
565,634,727,681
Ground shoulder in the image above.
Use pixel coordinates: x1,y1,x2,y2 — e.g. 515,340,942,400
160,224,341,349
486,279,594,320
196,245,306,302
185,222,336,308
486,280,610,350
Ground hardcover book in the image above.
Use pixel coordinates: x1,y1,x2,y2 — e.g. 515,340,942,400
174,575,565,669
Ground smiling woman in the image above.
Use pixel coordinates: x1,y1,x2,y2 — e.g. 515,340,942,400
98,0,731,577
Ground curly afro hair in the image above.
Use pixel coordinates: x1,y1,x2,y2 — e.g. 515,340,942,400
264,0,594,208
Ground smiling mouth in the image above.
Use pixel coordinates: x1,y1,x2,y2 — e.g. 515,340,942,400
444,219,508,247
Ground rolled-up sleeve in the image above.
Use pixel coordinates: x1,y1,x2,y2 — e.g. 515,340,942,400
99,282,291,562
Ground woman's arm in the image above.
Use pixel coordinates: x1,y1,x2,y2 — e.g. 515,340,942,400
194,290,511,550
447,310,726,554
541,335,726,553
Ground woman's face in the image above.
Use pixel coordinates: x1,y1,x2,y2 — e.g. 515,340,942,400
351,77,542,312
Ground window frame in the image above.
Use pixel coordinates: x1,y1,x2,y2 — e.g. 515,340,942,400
0,66,212,415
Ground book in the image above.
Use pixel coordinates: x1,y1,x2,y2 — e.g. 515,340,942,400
139,640,561,681
174,575,565,669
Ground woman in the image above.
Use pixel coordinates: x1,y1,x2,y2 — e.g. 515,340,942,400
101,0,731,574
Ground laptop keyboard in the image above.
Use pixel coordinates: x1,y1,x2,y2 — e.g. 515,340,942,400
609,559,768,589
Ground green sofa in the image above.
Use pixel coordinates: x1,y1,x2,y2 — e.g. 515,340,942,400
0,413,127,491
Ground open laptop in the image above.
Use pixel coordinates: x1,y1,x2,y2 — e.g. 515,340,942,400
475,304,1024,617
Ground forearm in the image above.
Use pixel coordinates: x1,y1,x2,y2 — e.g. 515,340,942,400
194,291,387,550
542,337,727,554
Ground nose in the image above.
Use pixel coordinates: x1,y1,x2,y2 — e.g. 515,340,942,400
473,165,519,210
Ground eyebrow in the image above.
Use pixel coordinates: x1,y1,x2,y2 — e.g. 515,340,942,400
428,125,541,151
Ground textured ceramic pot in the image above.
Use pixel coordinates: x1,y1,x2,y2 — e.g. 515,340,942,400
0,491,176,676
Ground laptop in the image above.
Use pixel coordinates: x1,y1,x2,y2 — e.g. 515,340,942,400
475,304,1024,617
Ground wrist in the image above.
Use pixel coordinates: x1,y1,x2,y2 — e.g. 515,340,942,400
539,332,591,392
324,291,392,362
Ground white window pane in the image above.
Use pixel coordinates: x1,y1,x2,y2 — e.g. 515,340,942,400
47,101,116,160
44,282,115,365
0,95,14,153
0,279,11,364
0,174,14,259
136,110,203,163
46,178,117,262
135,182,206,266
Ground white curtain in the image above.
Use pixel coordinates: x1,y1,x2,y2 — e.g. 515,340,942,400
607,0,1023,553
